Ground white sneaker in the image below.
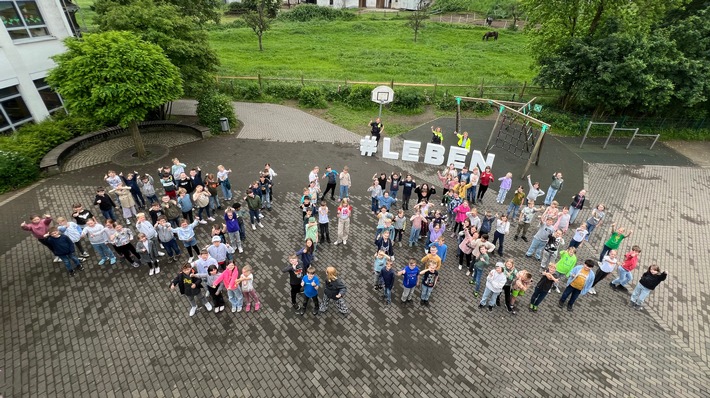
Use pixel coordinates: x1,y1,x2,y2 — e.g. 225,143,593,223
589,287,597,295
198,220,207,225
237,307,243,313
155,267,160,274
333,241,339,246
218,306,224,313
205,302,213,311
207,217,215,222
189,306,197,317
158,251,165,256
466,271,471,276
53,256,62,263
391,256,395,262
238,247,243,254
214,307,219,313
232,306,237,313
149,268,155,276
252,224,256,230
258,223,264,228
188,256,195,262
555,286,561,294
258,214,264,219
458,265,462,270
126,220,131,225
343,240,347,245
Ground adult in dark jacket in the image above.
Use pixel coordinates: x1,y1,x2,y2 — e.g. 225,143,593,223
170,264,212,316
319,266,350,316
46,227,84,276
630,264,667,310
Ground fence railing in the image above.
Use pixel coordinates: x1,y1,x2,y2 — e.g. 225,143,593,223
214,75,561,102
575,114,708,133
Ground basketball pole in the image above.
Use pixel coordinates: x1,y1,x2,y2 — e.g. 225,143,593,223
484,105,504,156
378,101,384,118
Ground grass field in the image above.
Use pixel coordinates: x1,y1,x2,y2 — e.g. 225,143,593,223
210,19,535,85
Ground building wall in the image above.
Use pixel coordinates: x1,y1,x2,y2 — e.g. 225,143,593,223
0,0,73,132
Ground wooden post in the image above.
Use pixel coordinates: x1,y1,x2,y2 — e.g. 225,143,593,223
522,127,547,178
485,105,504,155
301,73,304,86
519,81,527,99
390,79,394,89
258,74,262,90
479,78,484,98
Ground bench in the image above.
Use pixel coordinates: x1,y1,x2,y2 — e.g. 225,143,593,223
40,121,211,175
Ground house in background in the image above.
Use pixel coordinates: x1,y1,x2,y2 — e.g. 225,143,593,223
0,0,79,134
226,0,425,10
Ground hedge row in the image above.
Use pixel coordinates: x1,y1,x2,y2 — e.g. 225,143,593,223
216,80,498,113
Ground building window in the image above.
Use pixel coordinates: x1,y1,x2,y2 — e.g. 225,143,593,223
34,78,64,114
0,1,50,40
0,86,33,134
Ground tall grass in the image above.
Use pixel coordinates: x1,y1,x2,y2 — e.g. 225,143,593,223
209,19,535,85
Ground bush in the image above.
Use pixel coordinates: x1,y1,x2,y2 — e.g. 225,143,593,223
0,151,39,193
263,82,302,100
234,83,262,101
345,85,375,110
196,91,238,134
430,0,474,13
390,87,425,112
278,4,356,22
298,86,327,108
0,119,74,164
324,84,351,103
226,1,250,15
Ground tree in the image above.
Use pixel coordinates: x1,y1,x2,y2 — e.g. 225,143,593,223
243,0,280,51
95,0,219,97
408,0,430,42
94,0,223,25
47,32,183,159
490,0,522,30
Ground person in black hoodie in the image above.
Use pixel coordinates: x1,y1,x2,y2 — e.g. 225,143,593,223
171,264,212,317
94,187,117,222
319,266,350,316
282,255,304,310
46,227,84,276
630,264,667,310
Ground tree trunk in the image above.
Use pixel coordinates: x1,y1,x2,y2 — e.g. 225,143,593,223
258,34,263,51
129,120,147,159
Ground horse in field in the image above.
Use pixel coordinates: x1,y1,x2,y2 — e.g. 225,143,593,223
483,31,498,41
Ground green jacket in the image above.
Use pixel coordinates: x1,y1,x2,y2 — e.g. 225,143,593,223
555,251,577,277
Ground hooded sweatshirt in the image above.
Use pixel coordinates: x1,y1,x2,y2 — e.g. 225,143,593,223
21,217,52,239
81,224,109,245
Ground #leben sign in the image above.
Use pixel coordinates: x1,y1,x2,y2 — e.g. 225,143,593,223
359,137,495,171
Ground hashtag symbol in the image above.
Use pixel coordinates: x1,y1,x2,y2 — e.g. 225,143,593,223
360,136,378,156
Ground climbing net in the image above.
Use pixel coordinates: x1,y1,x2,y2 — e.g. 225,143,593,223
492,113,541,158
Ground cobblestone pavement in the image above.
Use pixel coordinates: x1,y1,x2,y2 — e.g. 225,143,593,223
1,104,709,397
62,131,202,171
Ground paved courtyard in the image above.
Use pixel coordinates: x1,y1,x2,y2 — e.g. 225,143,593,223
1,102,709,397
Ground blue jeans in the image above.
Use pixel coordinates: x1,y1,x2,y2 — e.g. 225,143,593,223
196,206,211,220
472,268,484,291
480,287,500,307
496,188,509,203
58,254,81,272
599,245,613,262
161,239,181,257
371,197,378,213
227,288,244,309
529,285,549,307
559,285,581,307
248,209,260,225
525,237,546,259
389,189,399,199
260,191,271,209
221,179,232,201
631,283,652,305
611,267,633,287
209,195,221,211
544,187,558,206
569,207,581,224
408,227,421,245
421,285,434,301
467,186,476,203
383,287,392,303
101,208,116,221
340,185,349,199
92,243,115,260
145,195,159,205
506,202,520,219
585,222,597,240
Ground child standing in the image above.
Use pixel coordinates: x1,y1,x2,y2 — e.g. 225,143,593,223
335,198,352,245
558,260,596,312
553,247,577,293
170,264,212,317
393,209,406,247
46,227,84,276
154,216,181,263
399,259,420,303
599,224,634,262
590,250,617,295
509,270,533,314
373,250,388,290
298,266,320,316
136,233,160,275
479,262,506,312
491,214,510,256
339,166,351,200
94,188,117,222
513,200,539,242
554,207,571,233
56,217,89,257
529,263,558,312
630,265,667,310
381,260,396,305
610,245,641,290
585,204,606,241
470,246,490,296
317,200,331,244
419,262,439,306
108,223,141,267
282,255,304,310
540,230,565,269
236,265,261,312
496,172,513,204
176,219,201,262
506,186,526,219
320,266,350,316
244,191,264,230
213,262,243,313
71,203,93,230
408,212,424,247
110,183,137,225
137,174,159,205
80,218,117,266
216,165,233,201
568,224,588,249
199,265,225,313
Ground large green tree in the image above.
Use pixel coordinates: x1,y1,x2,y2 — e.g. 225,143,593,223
47,31,183,158
95,0,219,97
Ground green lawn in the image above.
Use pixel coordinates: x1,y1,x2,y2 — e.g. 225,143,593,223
210,19,535,85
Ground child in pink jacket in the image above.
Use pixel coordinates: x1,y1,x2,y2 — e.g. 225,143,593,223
453,200,471,234
213,262,243,313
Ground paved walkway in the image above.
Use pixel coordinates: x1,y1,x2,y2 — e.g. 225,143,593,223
1,101,709,397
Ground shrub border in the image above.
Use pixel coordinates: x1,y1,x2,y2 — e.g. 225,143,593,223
40,121,211,175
